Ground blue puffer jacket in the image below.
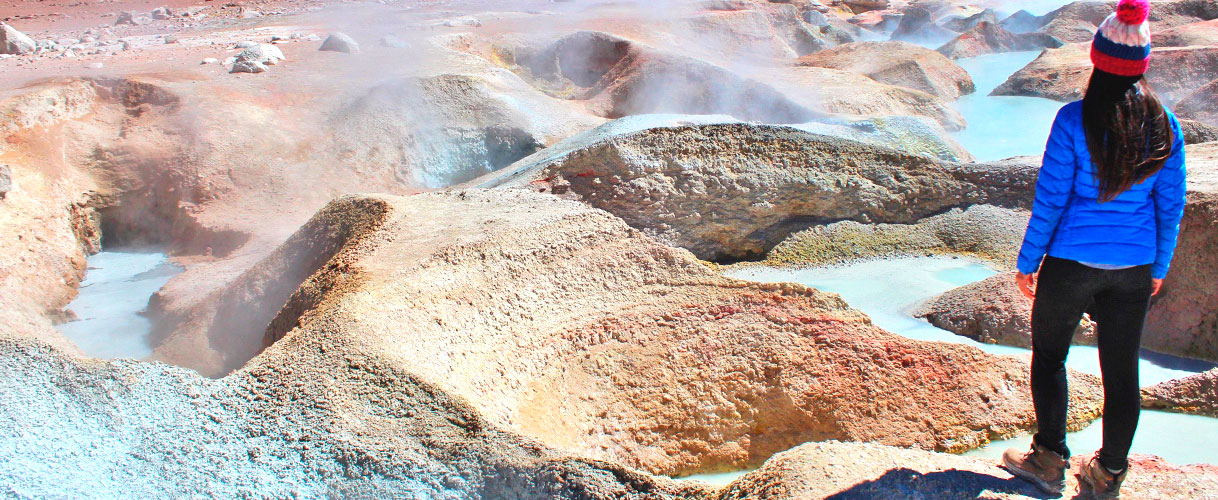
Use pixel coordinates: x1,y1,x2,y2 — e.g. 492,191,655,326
1016,100,1187,280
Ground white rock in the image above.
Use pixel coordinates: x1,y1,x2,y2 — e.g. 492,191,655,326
319,32,359,54
87,62,104,69
0,164,11,199
0,23,36,55
201,57,218,65
233,41,258,49
234,43,285,65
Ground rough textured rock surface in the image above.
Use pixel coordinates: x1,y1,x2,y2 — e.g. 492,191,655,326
795,41,976,99
1177,78,1218,128
936,21,1063,59
715,441,1218,499
891,6,959,45
1157,18,1218,47
760,204,1030,268
1142,368,1218,417
0,163,10,198
1182,118,1218,143
994,43,1218,105
2,189,1105,487
1143,142,1218,361
916,271,1097,348
476,122,1027,261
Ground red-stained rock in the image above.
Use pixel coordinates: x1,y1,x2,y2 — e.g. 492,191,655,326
1157,18,1218,47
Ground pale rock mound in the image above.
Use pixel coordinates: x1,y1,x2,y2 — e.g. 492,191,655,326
993,43,1218,105
1183,118,1218,143
796,41,975,99
319,32,359,54
716,441,1218,499
475,122,1026,261
1142,368,1218,417
233,43,285,66
936,21,1063,59
0,22,35,55
916,271,1097,348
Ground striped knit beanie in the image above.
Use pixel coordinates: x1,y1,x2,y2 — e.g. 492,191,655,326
1091,0,1152,77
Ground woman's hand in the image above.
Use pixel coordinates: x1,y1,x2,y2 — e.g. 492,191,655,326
1152,278,1163,296
1016,272,1037,299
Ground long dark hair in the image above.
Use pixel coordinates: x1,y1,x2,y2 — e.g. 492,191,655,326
1082,69,1175,202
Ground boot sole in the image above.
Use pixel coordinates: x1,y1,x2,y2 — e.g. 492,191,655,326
1002,455,1065,496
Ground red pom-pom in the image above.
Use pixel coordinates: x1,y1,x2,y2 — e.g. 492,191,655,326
1116,0,1150,24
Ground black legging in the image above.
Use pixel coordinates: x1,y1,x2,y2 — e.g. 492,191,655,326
1030,256,1153,472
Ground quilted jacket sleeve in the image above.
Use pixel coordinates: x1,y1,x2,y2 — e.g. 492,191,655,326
1151,116,1187,280
1017,105,1077,275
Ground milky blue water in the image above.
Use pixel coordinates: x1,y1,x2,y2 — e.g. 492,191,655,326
671,257,1218,485
953,52,1065,162
56,251,182,359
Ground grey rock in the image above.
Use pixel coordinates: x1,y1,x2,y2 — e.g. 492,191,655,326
115,11,150,26
230,60,267,73
233,41,258,49
151,7,173,20
319,32,359,54
0,23,36,55
0,164,10,199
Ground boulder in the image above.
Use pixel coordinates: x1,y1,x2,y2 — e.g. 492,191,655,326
916,271,1097,348
993,43,1218,106
230,60,267,74
796,41,976,99
114,11,151,26
1157,18,1218,47
1177,78,1218,128
233,43,285,66
1142,142,1218,361
476,122,1030,261
890,6,959,45
1142,368,1218,417
942,8,999,32
1182,118,1218,144
716,441,1218,499
150,6,172,20
936,21,1063,59
0,164,10,199
319,32,359,54
1000,9,1049,33
0,23,35,55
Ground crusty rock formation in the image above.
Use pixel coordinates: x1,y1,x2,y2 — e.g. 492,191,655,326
796,41,976,99
916,271,1097,348
936,21,1063,59
1157,18,1218,47
715,441,1218,499
890,6,959,45
1177,78,1218,128
478,122,1026,262
319,32,359,53
1142,142,1218,361
1182,118,1218,143
993,43,1218,105
1142,368,1218,417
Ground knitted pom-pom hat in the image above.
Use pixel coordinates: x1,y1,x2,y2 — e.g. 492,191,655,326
1091,0,1152,76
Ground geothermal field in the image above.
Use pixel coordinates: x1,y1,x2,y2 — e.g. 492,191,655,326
3,0,1218,498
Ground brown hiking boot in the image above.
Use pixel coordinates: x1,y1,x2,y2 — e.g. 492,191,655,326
1078,454,1128,499
1001,442,1068,495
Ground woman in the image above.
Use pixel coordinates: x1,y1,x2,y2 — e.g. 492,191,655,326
1001,0,1187,498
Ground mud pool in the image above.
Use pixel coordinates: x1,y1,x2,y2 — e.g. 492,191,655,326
697,256,1218,481
56,251,182,359
953,51,1065,162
